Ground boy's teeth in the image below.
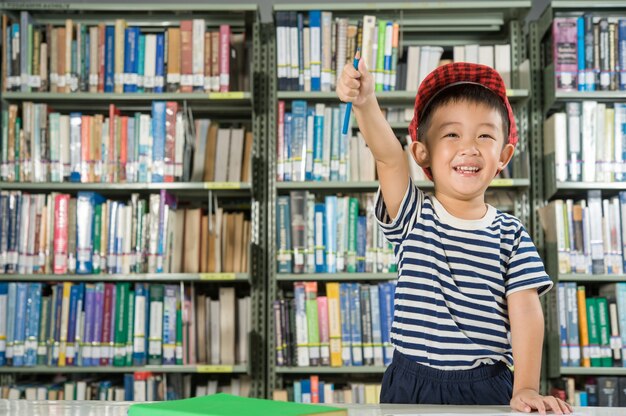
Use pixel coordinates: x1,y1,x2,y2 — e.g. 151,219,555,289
456,166,479,172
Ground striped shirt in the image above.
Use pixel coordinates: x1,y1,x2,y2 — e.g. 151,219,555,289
376,179,553,370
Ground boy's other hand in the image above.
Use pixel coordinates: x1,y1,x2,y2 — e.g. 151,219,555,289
511,388,573,415
336,59,374,108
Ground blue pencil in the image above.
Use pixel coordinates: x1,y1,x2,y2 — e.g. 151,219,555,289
342,48,361,135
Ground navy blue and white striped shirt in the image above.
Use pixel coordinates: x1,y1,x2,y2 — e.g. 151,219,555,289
376,179,553,370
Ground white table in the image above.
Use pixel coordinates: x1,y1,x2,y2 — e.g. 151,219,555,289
0,400,625,415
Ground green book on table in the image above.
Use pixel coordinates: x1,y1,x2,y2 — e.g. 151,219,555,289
128,393,348,416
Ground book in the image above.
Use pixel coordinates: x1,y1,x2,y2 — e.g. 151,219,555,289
128,393,347,416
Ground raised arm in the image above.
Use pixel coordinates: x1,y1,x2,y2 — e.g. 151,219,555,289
336,59,410,219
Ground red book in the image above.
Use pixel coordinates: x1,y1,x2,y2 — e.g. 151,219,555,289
317,296,330,367
219,24,231,92
164,102,178,182
310,375,320,403
53,194,70,274
100,283,114,366
120,115,128,182
180,21,193,93
108,104,120,182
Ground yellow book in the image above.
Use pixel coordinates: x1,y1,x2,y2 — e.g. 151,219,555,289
114,19,127,93
58,282,72,367
577,286,591,367
364,384,377,404
326,282,342,367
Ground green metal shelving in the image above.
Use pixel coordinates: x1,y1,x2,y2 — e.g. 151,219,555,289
0,2,266,398
560,367,626,376
276,273,396,282
0,365,248,374
0,273,251,283
275,366,387,374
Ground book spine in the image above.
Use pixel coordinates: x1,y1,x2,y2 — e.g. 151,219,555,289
100,283,114,366
12,283,28,367
133,283,147,366
104,26,115,93
113,282,129,366
324,196,337,273
350,282,363,366
314,203,326,273
154,33,165,93
24,283,41,367
162,284,177,365
148,284,164,365
553,17,578,91
0,283,7,365
219,25,230,92
317,296,330,366
151,101,166,183
64,283,79,366
277,196,293,273
294,282,309,366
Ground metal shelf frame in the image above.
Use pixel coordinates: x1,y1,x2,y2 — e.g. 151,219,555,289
0,2,265,398
267,2,533,398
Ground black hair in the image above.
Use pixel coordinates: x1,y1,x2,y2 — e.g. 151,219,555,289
417,83,510,144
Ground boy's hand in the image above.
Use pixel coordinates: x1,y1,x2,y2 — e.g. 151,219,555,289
511,388,573,415
336,59,375,108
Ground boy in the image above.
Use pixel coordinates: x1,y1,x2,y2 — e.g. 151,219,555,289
336,61,572,415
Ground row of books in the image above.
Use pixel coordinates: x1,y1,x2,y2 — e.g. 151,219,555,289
274,282,395,368
275,11,512,92
553,15,626,91
544,102,626,183
2,374,251,401
556,283,626,368
0,191,250,275
276,192,397,274
0,282,250,368
3,14,248,93
0,103,253,184
277,101,375,183
552,376,626,407
540,193,625,276
272,376,381,404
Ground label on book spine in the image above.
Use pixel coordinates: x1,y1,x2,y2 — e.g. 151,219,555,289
199,273,236,281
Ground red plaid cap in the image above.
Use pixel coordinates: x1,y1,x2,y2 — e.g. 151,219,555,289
408,62,518,146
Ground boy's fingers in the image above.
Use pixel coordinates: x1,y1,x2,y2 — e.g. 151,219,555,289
358,58,369,76
344,63,360,78
345,78,360,89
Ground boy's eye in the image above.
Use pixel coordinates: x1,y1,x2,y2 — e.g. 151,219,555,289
444,132,459,138
479,134,495,140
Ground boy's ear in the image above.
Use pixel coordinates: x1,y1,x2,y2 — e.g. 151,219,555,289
497,143,515,172
410,140,430,168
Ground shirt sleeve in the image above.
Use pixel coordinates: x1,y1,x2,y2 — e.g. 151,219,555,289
374,177,423,246
505,224,554,297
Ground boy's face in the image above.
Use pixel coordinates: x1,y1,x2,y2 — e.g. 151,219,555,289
411,100,515,202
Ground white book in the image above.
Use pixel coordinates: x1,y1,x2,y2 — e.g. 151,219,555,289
207,380,218,395
427,46,444,75
133,288,147,357
303,27,311,92
227,128,245,182
418,47,432,87
464,44,479,63
36,387,47,401
361,16,377,72
192,19,205,88
214,128,231,182
75,381,87,401
148,290,164,360
582,101,597,182
566,103,582,182
478,45,494,68
138,114,153,182
237,296,248,365
605,108,615,182
349,135,359,181
612,197,624,274
231,378,241,397
134,379,146,402
114,388,125,402
276,13,288,86
64,382,75,401
191,119,210,182
406,46,420,91
336,18,348,82
290,17,300,90
60,115,70,179
453,45,465,63
543,113,568,183
219,287,235,366
495,44,511,88
143,34,157,91
596,104,606,182
210,299,221,364
89,27,99,91
196,385,208,397
320,12,333,91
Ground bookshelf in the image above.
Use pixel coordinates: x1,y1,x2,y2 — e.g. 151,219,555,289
530,0,626,404
0,2,267,400
267,1,533,401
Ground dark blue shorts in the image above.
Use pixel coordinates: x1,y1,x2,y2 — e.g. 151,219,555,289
380,350,513,405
